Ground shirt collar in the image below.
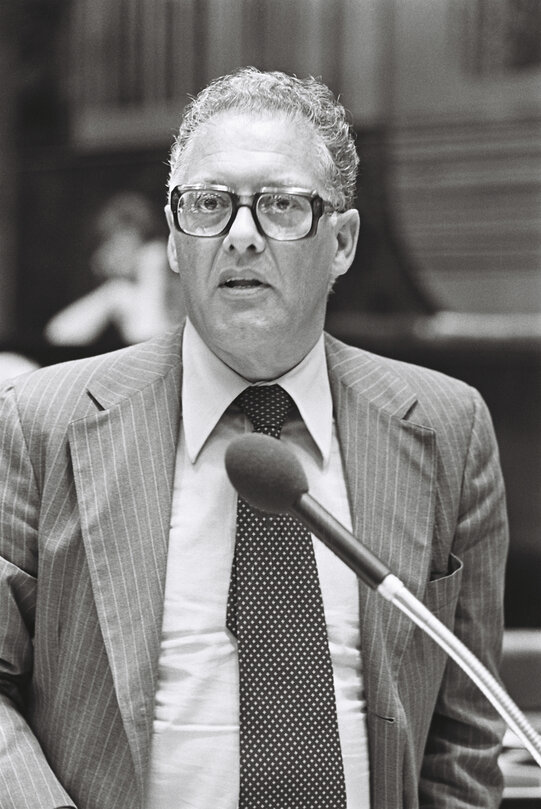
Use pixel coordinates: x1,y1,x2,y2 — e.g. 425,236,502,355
182,318,333,464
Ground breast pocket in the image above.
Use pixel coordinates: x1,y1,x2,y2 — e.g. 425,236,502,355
424,552,463,624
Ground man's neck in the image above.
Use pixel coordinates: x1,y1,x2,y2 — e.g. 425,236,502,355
200,333,322,383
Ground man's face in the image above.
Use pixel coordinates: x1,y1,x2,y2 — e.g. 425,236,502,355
166,111,359,380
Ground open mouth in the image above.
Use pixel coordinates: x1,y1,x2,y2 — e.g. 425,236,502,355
220,278,268,289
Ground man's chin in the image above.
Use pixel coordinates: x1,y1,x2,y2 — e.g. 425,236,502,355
207,323,310,382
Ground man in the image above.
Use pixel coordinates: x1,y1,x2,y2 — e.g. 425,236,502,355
0,68,508,808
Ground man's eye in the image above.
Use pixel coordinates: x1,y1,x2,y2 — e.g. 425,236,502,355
194,193,228,212
268,195,296,212
178,192,229,215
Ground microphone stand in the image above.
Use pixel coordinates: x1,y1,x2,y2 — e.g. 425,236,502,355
293,492,541,768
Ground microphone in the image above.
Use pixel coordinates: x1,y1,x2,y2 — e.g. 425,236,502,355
225,432,390,589
225,432,541,767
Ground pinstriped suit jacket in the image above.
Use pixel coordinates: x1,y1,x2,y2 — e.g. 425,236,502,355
0,326,508,809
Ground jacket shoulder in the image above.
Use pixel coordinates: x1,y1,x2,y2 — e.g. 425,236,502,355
0,328,183,428
324,331,483,428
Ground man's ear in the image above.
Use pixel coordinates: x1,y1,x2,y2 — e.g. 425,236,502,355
164,205,180,274
330,208,360,282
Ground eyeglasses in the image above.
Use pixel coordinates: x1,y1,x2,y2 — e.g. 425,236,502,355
169,185,338,241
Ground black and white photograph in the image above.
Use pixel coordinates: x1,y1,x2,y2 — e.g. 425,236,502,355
0,2,540,807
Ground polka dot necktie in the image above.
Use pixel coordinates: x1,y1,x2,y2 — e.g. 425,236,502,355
226,384,347,808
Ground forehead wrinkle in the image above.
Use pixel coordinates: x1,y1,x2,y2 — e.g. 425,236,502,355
186,176,317,192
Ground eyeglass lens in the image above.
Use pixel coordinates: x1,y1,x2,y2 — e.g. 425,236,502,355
176,189,314,240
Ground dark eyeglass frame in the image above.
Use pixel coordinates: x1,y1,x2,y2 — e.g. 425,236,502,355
169,184,338,240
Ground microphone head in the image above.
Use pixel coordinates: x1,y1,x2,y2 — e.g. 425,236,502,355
225,433,309,513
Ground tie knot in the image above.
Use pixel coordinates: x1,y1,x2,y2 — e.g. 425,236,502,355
235,384,293,438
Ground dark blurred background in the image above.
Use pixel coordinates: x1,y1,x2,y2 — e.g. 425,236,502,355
0,2,540,778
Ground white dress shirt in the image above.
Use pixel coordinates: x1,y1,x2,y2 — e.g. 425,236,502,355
144,319,370,808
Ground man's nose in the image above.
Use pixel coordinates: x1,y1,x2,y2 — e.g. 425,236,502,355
222,205,266,254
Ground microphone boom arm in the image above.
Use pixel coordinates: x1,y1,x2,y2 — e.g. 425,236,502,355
291,492,541,768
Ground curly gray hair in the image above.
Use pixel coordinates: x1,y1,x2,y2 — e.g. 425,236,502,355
168,67,359,210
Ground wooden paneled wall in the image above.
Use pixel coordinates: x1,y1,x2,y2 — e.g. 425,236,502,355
387,0,541,314
390,118,541,313
67,0,386,149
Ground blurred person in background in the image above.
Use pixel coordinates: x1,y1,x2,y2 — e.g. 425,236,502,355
44,191,184,348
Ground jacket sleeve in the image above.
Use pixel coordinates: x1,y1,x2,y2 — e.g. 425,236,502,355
419,388,509,808
0,382,76,809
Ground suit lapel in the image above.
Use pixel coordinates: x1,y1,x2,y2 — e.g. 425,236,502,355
68,330,182,795
326,334,437,805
